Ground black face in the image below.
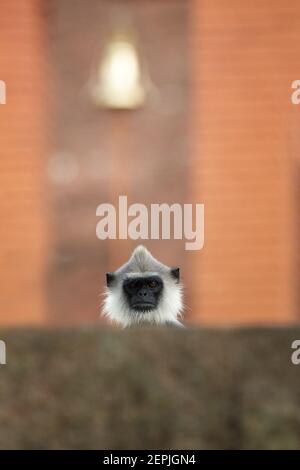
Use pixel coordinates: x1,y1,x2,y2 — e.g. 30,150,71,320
122,275,163,312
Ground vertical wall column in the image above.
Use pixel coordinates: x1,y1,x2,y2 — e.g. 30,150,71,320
0,0,47,325
190,0,298,324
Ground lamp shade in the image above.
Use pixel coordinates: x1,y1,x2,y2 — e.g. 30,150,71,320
92,33,146,109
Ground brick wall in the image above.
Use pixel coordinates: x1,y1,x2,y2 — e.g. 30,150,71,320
0,0,47,325
190,0,300,324
45,0,188,325
1,0,299,326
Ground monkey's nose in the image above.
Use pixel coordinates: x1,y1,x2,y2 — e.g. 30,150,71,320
138,289,148,297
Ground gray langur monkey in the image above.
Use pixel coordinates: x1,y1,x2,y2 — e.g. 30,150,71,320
102,245,184,328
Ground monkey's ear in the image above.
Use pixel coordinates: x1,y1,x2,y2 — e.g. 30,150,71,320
170,267,180,282
106,272,115,287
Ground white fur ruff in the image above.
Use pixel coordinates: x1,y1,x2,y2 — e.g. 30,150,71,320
102,277,184,328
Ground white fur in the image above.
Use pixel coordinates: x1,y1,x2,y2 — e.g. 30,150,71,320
102,246,183,328
103,285,183,328
102,279,184,327
102,245,184,328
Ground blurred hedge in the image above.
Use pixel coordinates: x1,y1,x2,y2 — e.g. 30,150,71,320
0,327,299,449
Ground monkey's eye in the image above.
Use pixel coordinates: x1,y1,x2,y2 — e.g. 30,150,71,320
129,280,143,291
148,280,158,289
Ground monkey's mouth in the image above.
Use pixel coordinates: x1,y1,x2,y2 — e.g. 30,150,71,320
132,303,156,312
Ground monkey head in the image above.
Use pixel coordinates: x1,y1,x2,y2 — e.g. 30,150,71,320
103,246,184,328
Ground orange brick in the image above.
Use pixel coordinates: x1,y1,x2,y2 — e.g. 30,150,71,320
189,0,299,324
0,0,48,325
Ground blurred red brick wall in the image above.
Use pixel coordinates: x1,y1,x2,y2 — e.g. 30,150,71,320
0,0,47,325
190,0,299,324
45,0,188,325
1,0,299,327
